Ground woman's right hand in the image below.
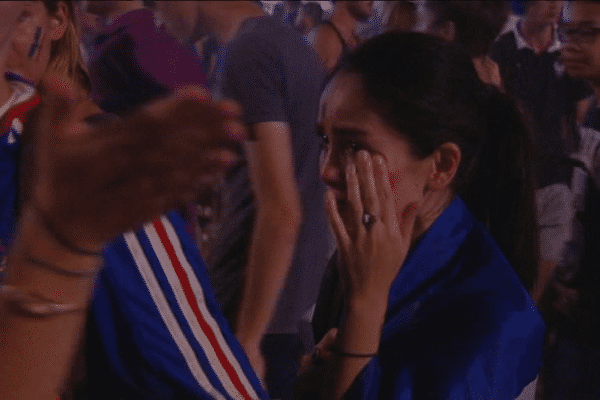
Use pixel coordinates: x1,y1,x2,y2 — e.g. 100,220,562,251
29,76,246,252
325,151,420,302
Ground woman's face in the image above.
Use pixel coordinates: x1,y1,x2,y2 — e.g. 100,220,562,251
6,1,68,84
317,72,432,226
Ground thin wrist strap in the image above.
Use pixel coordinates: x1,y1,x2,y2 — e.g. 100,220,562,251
25,255,101,278
34,205,103,257
0,285,88,318
331,346,378,358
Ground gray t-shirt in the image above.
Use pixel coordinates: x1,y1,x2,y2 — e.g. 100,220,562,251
208,15,331,334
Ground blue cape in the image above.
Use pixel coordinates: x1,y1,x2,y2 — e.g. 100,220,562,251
316,197,545,399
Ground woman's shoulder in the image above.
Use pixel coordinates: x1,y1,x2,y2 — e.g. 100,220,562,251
450,217,539,319
378,227,544,397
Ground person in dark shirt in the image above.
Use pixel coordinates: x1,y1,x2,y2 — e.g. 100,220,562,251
418,1,510,87
310,1,374,73
491,0,594,302
295,2,324,36
85,0,207,114
539,1,600,398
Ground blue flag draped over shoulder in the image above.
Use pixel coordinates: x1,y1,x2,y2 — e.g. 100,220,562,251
88,212,268,400
318,197,545,400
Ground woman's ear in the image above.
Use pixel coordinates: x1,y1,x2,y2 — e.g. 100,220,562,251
426,142,461,192
48,2,68,41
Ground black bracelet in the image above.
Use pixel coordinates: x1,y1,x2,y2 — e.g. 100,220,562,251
331,346,378,358
34,206,103,257
25,255,101,278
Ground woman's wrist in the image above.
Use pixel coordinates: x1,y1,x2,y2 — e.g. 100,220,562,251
344,285,390,315
31,201,104,256
18,205,103,264
4,205,102,305
337,295,388,355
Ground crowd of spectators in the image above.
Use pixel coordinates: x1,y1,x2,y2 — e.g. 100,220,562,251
1,1,600,399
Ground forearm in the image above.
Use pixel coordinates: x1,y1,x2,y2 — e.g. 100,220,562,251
0,207,100,399
236,206,301,344
321,295,388,400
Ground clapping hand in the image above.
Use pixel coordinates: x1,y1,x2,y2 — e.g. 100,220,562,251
28,76,246,252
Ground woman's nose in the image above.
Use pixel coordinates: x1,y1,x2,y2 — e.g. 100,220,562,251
319,148,342,187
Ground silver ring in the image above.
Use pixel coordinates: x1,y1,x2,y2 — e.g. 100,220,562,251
362,212,377,229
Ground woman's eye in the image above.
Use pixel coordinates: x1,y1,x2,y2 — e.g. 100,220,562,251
345,140,360,152
17,10,31,23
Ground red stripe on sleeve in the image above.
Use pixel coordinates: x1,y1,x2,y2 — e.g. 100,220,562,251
152,218,252,400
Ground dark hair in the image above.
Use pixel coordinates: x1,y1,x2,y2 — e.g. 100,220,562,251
301,2,324,25
426,1,510,57
336,32,539,290
522,0,534,13
385,1,417,32
42,0,92,93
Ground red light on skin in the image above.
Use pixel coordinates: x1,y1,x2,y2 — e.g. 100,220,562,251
388,169,402,218
388,170,401,191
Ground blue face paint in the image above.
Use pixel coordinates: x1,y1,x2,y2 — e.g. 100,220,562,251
28,26,42,59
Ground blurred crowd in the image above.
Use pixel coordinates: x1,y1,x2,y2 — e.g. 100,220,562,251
1,1,600,399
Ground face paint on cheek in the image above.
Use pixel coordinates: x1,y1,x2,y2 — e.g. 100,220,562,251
28,26,42,59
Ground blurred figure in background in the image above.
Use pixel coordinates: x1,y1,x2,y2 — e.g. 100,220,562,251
416,0,540,296
84,0,207,243
273,0,301,28
418,1,510,87
491,0,594,302
84,0,207,115
155,2,331,399
383,0,417,33
310,1,374,73
72,1,102,64
539,1,600,398
295,2,324,36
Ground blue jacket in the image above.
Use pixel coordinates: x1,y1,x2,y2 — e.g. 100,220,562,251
86,212,268,399
314,197,545,399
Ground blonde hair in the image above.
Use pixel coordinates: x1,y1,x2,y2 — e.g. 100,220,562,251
43,1,92,93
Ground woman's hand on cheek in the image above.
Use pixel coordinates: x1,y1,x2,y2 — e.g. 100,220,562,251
325,150,421,303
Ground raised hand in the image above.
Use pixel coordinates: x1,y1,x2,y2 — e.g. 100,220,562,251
28,76,245,252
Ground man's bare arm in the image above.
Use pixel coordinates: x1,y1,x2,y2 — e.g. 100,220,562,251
236,121,302,379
